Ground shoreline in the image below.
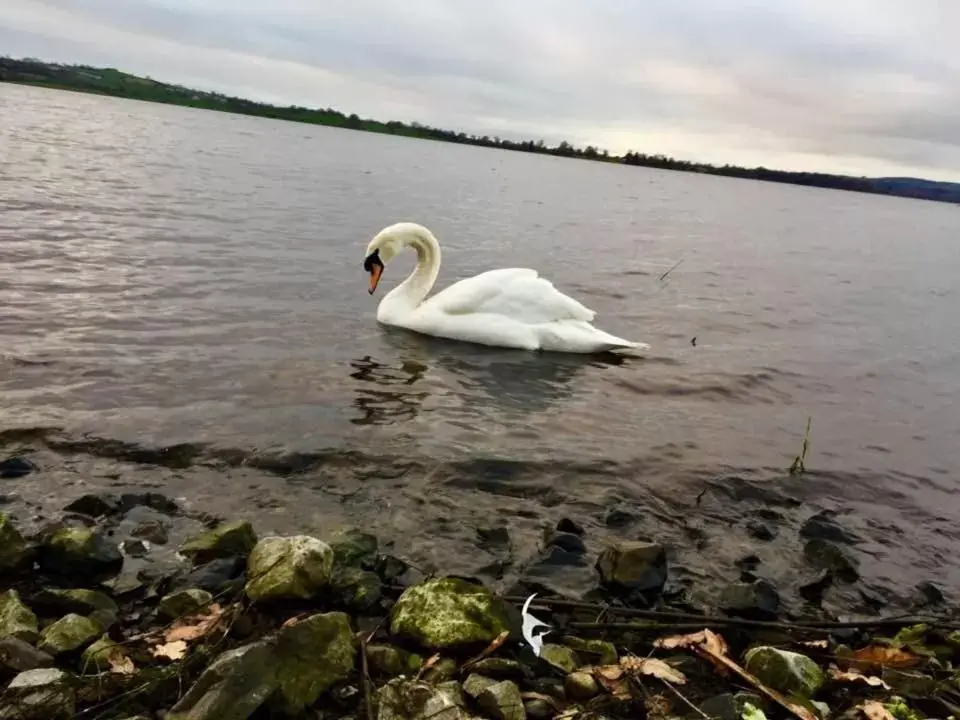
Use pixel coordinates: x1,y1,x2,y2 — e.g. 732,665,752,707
2,448,957,718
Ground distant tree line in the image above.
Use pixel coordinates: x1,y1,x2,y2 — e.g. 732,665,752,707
2,56,958,204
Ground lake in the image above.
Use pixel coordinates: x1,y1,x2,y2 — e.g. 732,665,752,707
2,83,959,603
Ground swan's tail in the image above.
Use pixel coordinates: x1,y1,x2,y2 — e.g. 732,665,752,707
537,321,649,354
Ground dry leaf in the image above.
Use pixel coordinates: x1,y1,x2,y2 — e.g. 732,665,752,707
800,640,828,650
847,645,922,671
858,700,897,720
519,691,561,711
620,656,687,685
827,664,891,690
644,693,673,720
165,603,224,643
152,640,188,661
107,649,136,676
463,630,510,670
281,613,309,629
415,653,442,680
654,629,729,657
592,667,632,701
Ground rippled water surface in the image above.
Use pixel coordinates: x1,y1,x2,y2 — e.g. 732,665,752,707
2,84,960,601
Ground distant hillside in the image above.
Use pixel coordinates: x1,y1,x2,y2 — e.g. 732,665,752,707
2,56,958,205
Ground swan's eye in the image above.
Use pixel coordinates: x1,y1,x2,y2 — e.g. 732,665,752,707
363,249,382,273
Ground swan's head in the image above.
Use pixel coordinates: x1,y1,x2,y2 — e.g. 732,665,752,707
363,222,432,295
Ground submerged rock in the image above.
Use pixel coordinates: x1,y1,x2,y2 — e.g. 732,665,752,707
331,567,382,611
719,579,781,619
37,614,101,656
803,538,860,582
0,637,53,673
179,520,257,565
377,678,467,720
0,589,39,643
390,577,510,650
38,527,123,583
158,588,214,620
329,529,379,568
595,540,668,593
0,456,34,479
63,493,121,518
800,510,860,544
245,535,334,601
0,513,30,573
743,646,824,698
0,668,75,720
746,520,776,541
167,611,355,719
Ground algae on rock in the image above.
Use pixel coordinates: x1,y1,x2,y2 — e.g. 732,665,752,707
390,577,510,649
179,520,258,565
38,614,102,656
743,646,824,698
0,589,39,643
0,513,30,573
245,535,334,601
377,678,467,720
158,588,214,620
0,667,76,720
38,527,123,583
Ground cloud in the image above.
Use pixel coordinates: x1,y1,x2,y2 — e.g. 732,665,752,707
3,0,959,180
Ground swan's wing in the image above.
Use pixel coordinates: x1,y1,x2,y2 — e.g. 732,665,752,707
423,268,596,324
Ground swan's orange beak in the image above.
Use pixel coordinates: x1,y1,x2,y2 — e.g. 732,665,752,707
368,263,383,295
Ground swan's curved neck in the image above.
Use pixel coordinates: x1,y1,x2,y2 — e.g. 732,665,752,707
384,228,442,309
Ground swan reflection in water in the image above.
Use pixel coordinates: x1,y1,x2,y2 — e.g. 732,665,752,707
348,326,628,426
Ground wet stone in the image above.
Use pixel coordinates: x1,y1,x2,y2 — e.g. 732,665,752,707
744,646,824,698
719,579,780,619
602,506,636,528
179,519,257,565
798,570,833,604
158,588,213,620
596,540,668,593
1,668,76,720
329,529,379,568
803,538,860,582
800,510,860,545
555,518,584,536
476,526,511,551
169,555,246,594
37,614,101,656
0,456,34,479
0,589,39,643
0,513,30,573
565,671,600,700
544,531,586,555
30,589,118,629
63,494,121,518
539,644,580,673
38,527,123,584
746,520,776,541
0,637,54,673
129,520,169,545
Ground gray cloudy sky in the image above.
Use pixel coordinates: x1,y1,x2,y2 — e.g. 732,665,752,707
4,0,959,181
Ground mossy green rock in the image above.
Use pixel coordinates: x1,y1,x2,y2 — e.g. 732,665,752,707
39,528,123,582
0,589,39,643
472,678,525,720
245,535,334,601
180,520,257,565
38,614,102,656
34,589,119,629
390,577,510,649
0,513,30,573
744,646,824,698
562,636,618,665
158,588,214,620
377,678,467,720
540,643,580,673
80,635,120,673
332,567,382,610
167,611,355,719
329,529,379,568
596,540,668,592
366,644,423,678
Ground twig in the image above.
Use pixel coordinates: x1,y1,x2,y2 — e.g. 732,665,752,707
660,678,712,720
659,259,684,282
360,633,374,720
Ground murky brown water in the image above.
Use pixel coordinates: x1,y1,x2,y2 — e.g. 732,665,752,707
2,84,960,607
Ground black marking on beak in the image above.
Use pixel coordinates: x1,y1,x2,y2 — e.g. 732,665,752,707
364,249,384,294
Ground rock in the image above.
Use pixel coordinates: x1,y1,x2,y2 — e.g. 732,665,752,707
376,678,467,720
595,540,668,593
881,668,936,697
544,531,586,555
719,579,780,619
468,658,524,680
0,513,30,573
699,692,768,720
121,539,149,558
556,518,584,535
743,646,824,698
170,556,245,594
0,668,75,720
914,581,945,607
63,493,121,518
539,644,580,673
37,614,101,656
79,634,120,672
603,506,636,528
800,510,860,544
329,529,379,568
119,492,181,516
376,554,411,582
0,456,34,479
476,526,511,552
331,567,382,611
420,657,458,683
245,535,334,601
562,636,618,665
366,644,422,678
158,588,214,620
390,577,510,649
798,570,833,604
803,538,860,582
565,671,600,700
0,637,54,673
746,520,776,541
473,679,526,720
524,698,554,719
130,519,169,545
38,527,123,583
31,589,119,629
168,611,355,719
179,520,257,565
462,673,496,698
0,589,39,643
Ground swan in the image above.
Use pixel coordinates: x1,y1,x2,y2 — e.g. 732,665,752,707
362,222,648,353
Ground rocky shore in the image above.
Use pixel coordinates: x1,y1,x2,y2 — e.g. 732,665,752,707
2,461,960,719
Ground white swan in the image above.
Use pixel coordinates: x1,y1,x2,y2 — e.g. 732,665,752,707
362,222,648,353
